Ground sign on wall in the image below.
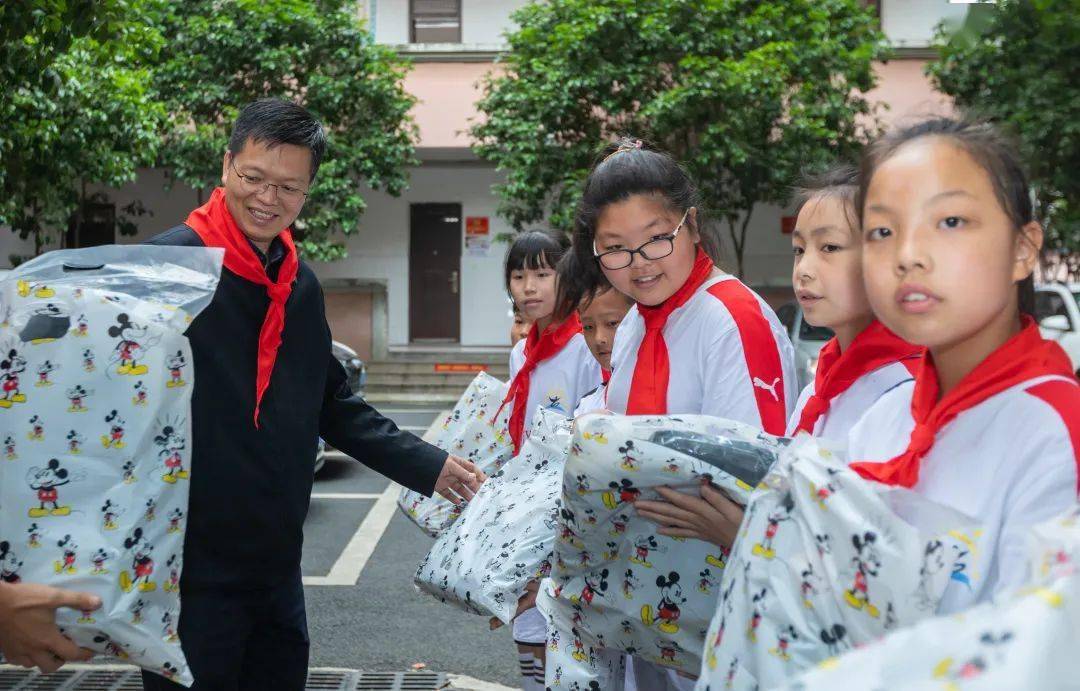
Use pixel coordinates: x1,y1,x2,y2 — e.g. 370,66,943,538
465,216,491,256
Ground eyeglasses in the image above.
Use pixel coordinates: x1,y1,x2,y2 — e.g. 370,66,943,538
229,159,309,203
592,209,690,270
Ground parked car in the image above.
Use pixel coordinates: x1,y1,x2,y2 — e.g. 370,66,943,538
316,341,368,475
775,302,833,392
332,340,367,395
1035,283,1080,377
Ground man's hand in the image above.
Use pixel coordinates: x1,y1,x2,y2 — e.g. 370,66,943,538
0,582,100,673
634,480,745,549
433,454,486,505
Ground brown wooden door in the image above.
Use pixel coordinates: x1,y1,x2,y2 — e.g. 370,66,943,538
409,203,461,341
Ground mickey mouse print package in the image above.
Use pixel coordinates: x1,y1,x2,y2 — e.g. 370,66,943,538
780,505,1080,691
537,413,786,688
398,371,513,538
0,245,223,686
414,408,572,624
695,434,981,691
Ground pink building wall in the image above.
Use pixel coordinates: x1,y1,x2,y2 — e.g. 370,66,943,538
867,58,954,128
405,62,505,150
404,58,953,151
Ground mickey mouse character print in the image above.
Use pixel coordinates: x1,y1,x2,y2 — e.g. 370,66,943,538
26,458,81,518
108,313,159,377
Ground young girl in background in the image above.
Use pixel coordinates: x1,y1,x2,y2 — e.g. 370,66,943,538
786,164,923,439
500,229,601,690
632,164,925,571
510,304,532,348
571,138,798,690
847,118,1080,613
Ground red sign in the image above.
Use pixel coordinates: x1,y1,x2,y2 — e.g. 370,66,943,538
434,363,490,373
465,217,489,236
781,215,797,235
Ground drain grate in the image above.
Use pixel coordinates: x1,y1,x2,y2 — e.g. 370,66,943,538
356,672,444,690
0,668,450,691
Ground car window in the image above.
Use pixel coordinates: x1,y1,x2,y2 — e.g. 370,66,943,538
799,319,834,342
1035,290,1073,328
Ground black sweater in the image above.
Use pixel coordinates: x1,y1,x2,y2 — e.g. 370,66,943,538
148,225,446,587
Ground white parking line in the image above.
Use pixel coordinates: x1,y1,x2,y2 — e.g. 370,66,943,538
303,482,401,587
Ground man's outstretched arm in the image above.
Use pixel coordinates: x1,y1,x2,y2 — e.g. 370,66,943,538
318,350,484,502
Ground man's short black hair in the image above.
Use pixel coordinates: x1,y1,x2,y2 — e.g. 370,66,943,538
228,99,327,182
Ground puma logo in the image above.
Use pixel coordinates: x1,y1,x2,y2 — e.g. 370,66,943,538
753,376,781,402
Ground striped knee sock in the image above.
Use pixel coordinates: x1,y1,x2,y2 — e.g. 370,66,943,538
519,653,543,691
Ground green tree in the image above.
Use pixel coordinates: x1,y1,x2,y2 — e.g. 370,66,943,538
152,0,418,261
471,0,888,276
929,0,1080,279
0,1,165,260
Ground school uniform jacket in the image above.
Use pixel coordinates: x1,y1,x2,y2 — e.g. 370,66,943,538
606,275,798,427
508,332,600,434
847,374,1080,613
574,383,608,418
786,362,917,440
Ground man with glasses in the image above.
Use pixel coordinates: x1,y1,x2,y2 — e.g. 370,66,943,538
141,99,484,690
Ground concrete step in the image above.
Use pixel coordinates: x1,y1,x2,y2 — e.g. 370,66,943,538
365,372,506,387
364,391,465,406
366,360,509,376
382,346,511,364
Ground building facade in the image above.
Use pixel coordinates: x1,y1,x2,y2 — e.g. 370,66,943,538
0,0,960,359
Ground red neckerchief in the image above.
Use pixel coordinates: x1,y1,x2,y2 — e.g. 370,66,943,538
793,320,923,435
185,187,299,428
601,368,612,385
625,247,714,415
498,314,583,453
850,315,1076,487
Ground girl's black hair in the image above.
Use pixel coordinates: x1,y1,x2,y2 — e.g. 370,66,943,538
571,137,721,296
793,163,860,232
553,251,632,322
857,117,1037,315
504,229,571,300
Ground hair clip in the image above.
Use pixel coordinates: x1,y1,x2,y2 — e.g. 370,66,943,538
602,139,644,164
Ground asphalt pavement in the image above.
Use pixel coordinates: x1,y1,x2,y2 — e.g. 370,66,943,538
302,406,521,688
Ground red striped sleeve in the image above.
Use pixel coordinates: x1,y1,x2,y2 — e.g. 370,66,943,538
1025,378,1080,494
706,280,788,436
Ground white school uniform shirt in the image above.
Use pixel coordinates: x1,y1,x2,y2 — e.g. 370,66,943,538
847,373,1080,613
509,335,599,643
508,332,600,437
606,274,798,426
573,382,608,418
785,361,917,441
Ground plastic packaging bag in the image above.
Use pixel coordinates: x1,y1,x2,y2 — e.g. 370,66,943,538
779,505,1080,691
538,414,788,688
696,435,981,691
0,244,223,686
414,408,572,623
397,372,513,538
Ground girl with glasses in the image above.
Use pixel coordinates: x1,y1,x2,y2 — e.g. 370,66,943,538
563,137,798,690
